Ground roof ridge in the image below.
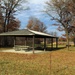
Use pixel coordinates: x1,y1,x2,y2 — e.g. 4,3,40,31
28,29,45,34
28,29,51,36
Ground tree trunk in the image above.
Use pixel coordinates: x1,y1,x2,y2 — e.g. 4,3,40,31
74,39,75,47
7,11,11,32
66,31,70,50
74,42,75,47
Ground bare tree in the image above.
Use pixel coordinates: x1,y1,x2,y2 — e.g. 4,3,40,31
49,31,58,37
45,0,74,50
0,0,4,33
27,17,47,33
7,18,20,31
0,0,28,32
67,0,75,46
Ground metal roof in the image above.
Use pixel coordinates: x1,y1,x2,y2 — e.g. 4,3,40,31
0,29,57,38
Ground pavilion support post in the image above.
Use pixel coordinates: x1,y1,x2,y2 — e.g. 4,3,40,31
14,37,16,47
51,38,53,49
25,37,27,46
44,38,46,51
56,38,58,48
33,36,35,54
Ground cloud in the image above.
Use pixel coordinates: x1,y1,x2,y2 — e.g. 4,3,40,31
29,0,48,4
16,0,48,18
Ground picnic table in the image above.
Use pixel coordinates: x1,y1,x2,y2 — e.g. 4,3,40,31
14,45,31,51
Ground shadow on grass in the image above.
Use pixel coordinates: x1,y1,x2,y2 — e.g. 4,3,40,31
46,47,66,51
0,47,13,52
35,46,66,51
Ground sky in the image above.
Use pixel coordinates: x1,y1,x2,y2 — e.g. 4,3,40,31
15,0,64,36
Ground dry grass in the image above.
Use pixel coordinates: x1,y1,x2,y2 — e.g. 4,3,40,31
0,46,75,75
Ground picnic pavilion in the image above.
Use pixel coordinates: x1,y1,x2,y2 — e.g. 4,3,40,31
0,28,58,53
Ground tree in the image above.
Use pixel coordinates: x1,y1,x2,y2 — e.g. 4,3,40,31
69,25,75,46
70,1,75,46
0,0,28,32
45,0,74,50
70,0,75,15
49,31,57,37
0,0,4,33
0,11,4,33
67,0,75,46
27,17,47,33
7,18,20,31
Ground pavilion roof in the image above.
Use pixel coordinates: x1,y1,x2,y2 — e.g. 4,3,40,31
0,29,57,38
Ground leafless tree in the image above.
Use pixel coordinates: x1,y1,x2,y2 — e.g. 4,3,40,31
27,17,47,33
0,0,28,32
45,0,75,50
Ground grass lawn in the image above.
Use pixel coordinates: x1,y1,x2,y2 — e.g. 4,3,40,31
0,46,75,75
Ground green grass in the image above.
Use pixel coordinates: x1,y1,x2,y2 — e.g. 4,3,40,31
0,46,75,75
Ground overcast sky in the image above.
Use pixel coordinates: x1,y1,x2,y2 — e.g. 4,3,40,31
15,0,64,36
